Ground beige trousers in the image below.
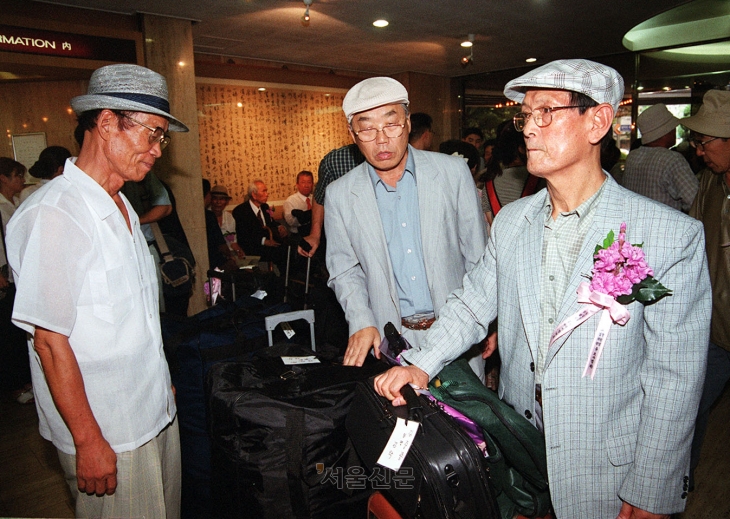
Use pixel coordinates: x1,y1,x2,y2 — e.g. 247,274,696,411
58,418,181,519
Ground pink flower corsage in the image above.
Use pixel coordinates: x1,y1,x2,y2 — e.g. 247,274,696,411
550,223,671,378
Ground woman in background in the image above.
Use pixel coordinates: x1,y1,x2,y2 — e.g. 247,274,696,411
0,157,33,404
19,146,71,203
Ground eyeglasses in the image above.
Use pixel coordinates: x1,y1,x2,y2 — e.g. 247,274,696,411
125,114,171,150
352,123,406,142
689,136,720,150
513,105,582,132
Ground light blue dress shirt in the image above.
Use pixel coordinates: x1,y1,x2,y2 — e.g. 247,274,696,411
368,148,433,317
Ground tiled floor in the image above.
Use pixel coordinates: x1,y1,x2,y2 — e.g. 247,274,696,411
1,386,728,518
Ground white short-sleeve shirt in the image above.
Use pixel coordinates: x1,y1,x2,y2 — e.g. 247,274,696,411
6,158,176,455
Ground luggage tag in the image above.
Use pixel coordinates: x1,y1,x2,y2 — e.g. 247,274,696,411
376,381,422,472
281,355,320,365
376,416,419,472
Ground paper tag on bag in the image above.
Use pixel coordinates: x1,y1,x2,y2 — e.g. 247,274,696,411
281,356,320,365
376,417,419,471
281,321,295,339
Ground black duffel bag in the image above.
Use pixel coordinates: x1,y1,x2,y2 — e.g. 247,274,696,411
207,343,389,519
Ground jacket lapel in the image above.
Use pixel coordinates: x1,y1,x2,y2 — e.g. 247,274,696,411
349,164,399,310
516,191,548,361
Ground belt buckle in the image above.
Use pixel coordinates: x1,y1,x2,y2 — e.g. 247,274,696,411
402,312,436,331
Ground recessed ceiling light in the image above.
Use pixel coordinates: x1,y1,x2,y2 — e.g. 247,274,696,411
461,41,473,48
373,19,389,28
637,86,644,91
258,87,266,92
525,57,537,63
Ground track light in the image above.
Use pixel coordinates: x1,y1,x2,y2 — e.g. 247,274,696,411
301,0,313,25
460,34,475,66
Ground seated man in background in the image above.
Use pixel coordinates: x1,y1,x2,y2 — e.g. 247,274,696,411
283,170,314,237
233,179,289,271
203,179,236,271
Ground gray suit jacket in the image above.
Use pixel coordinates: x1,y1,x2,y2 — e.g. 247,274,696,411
324,147,486,338
404,176,711,517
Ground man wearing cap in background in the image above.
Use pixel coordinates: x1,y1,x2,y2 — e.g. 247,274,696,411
621,103,698,212
6,64,187,518
325,77,487,380
374,59,710,518
683,89,730,490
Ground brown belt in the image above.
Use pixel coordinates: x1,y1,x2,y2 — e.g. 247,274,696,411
401,316,436,331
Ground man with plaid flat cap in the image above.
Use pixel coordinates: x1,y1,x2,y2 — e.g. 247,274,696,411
375,59,711,518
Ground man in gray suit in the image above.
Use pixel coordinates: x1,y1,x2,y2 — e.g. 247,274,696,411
325,77,487,378
375,60,711,518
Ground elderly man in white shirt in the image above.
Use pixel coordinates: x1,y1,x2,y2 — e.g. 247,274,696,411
6,64,188,519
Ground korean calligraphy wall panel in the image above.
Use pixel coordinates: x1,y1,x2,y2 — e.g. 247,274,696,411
197,79,350,204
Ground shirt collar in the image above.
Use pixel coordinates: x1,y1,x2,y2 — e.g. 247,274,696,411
63,158,121,221
367,145,417,190
543,173,607,224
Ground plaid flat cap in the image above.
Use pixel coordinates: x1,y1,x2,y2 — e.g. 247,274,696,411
504,59,624,112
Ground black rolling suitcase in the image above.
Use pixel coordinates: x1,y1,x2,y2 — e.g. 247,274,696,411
207,341,389,519
346,380,500,519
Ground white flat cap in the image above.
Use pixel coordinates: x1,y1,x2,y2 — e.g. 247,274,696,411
504,59,624,112
342,77,409,122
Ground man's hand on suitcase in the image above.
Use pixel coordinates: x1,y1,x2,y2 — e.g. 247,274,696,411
343,326,381,366
374,366,429,407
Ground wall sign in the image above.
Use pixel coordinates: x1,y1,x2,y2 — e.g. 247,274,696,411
12,132,47,184
0,25,136,62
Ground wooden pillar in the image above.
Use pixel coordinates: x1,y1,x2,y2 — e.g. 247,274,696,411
141,14,208,315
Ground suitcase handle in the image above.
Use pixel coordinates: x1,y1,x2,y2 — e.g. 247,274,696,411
264,309,316,351
395,384,423,423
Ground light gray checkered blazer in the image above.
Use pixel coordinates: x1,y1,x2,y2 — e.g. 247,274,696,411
407,176,711,518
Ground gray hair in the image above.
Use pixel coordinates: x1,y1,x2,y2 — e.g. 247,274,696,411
246,179,264,201
348,103,409,132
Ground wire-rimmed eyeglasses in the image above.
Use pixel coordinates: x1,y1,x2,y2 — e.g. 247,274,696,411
513,106,582,132
689,136,719,150
352,123,406,142
125,114,171,150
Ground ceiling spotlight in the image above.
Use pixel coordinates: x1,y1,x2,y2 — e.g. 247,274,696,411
525,57,537,63
460,33,475,48
301,0,313,25
373,19,389,28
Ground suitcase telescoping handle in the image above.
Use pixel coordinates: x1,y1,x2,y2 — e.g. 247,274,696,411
264,309,316,351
